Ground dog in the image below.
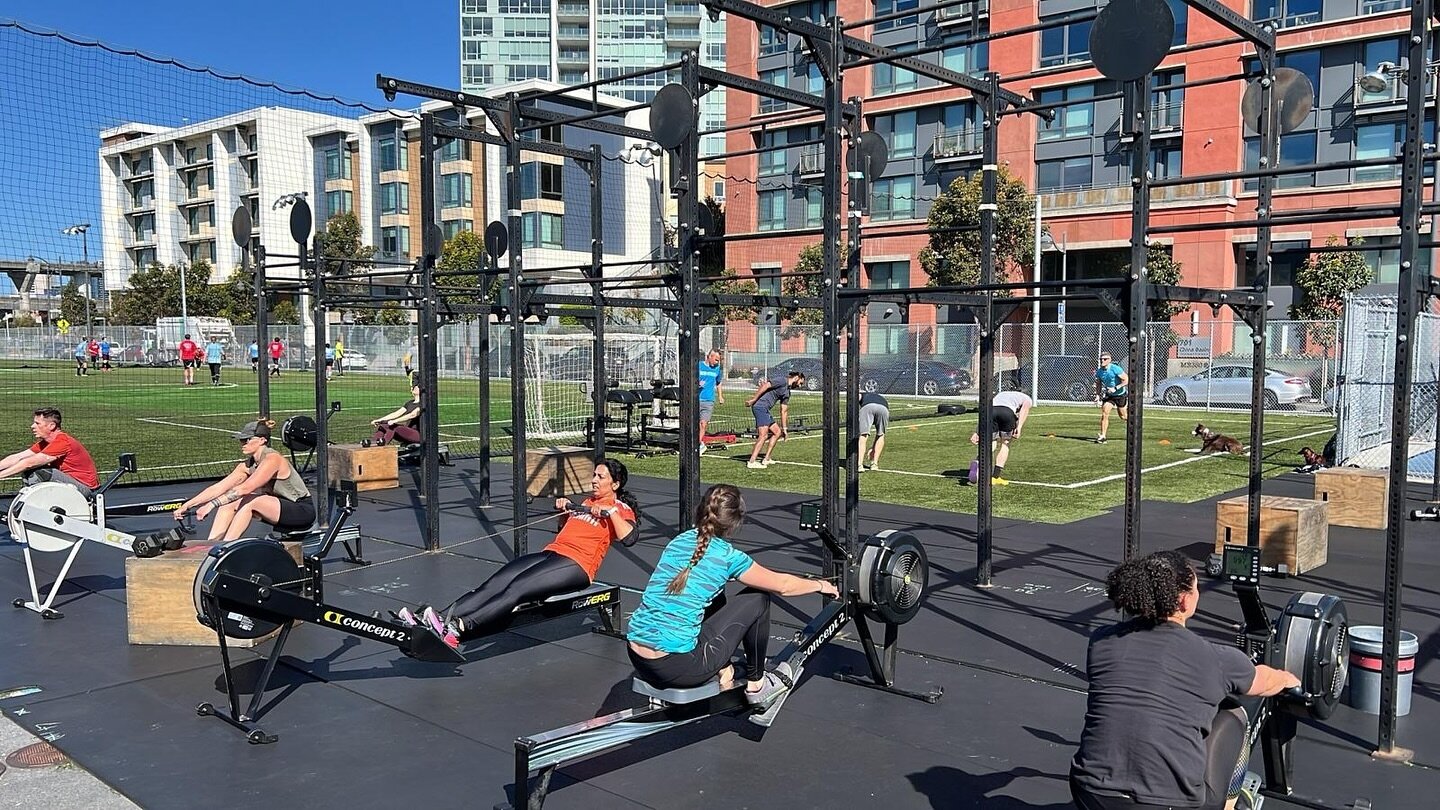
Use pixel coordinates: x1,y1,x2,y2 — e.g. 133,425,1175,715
1294,446,1329,474
1194,423,1244,454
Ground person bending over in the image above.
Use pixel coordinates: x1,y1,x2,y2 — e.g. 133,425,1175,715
856,390,890,472
396,458,639,649
1070,550,1300,810
0,407,100,496
626,484,838,715
746,370,803,469
176,420,316,543
968,390,1032,486
369,384,424,446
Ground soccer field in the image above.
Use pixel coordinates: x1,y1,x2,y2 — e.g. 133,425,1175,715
624,395,1336,524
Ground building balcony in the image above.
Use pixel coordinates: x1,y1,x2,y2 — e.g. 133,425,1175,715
126,198,156,213
123,165,154,181
935,0,988,25
177,152,213,170
666,2,702,20
1039,179,1233,211
124,233,157,249
180,229,215,243
668,25,702,43
934,128,983,160
557,48,590,65
797,146,825,176
179,193,214,207
556,2,589,18
1151,101,1183,133
557,25,589,42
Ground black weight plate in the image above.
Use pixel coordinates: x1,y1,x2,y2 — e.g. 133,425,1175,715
1241,67,1315,136
288,197,313,245
845,130,890,179
194,539,305,640
649,83,694,150
484,220,509,260
283,414,319,452
857,529,929,626
1090,0,1175,83
231,205,253,249
1276,591,1348,720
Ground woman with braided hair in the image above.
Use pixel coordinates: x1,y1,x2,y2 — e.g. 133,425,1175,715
626,484,839,712
394,458,640,649
1070,550,1300,810
176,419,315,543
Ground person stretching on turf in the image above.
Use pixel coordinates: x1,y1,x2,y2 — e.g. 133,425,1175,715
627,483,839,722
369,384,424,446
857,390,889,472
1093,352,1129,444
746,370,804,469
395,458,640,650
0,407,100,496
1071,550,1300,810
969,390,1032,486
175,420,316,543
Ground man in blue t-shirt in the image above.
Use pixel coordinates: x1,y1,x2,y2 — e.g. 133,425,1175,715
73,339,88,377
98,336,113,372
745,369,804,469
697,349,725,455
204,339,225,386
248,341,260,373
1093,351,1129,444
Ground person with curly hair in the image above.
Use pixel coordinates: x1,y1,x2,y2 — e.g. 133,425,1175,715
175,419,315,543
625,484,839,720
1070,550,1300,810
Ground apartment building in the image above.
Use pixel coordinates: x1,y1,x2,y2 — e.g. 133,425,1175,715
459,0,730,156
723,0,1429,356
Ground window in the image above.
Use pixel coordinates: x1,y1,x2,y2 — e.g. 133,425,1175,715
1039,16,1092,68
1036,84,1095,141
873,110,917,158
941,39,988,76
377,136,407,172
804,186,823,227
1166,0,1187,45
1361,238,1432,284
324,147,351,180
463,64,495,86
758,190,786,230
441,173,473,208
134,248,156,270
1235,240,1309,286
1036,157,1092,191
1354,122,1403,182
867,260,909,289
380,182,409,214
131,180,153,208
1151,145,1182,179
1152,70,1185,129
806,61,823,95
522,212,564,248
439,138,467,162
442,220,473,240
1358,39,1403,104
508,64,551,82
937,102,982,156
520,163,565,200
381,226,411,256
1243,132,1317,189
1362,0,1405,11
325,189,354,216
874,0,919,31
521,124,563,145
499,0,549,12
753,272,781,296
759,68,787,113
873,61,917,95
1252,0,1321,28
871,176,916,221
461,0,488,12
712,180,725,198
1246,50,1319,108
186,241,214,264
758,24,786,57
462,17,493,36
758,131,787,176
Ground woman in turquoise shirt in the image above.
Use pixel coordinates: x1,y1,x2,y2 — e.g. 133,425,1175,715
626,484,837,711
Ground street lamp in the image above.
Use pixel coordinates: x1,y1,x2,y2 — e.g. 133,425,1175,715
1040,232,1069,353
61,223,93,335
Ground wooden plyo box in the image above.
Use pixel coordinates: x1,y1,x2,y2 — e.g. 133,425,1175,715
1215,496,1329,575
525,446,595,498
328,443,399,492
1313,467,1390,530
126,541,302,647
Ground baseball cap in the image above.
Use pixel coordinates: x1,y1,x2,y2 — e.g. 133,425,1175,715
233,420,272,440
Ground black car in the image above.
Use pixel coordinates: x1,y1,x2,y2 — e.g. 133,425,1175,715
751,357,834,391
999,354,1101,401
859,359,972,396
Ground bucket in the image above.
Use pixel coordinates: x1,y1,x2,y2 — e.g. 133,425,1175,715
1345,626,1419,716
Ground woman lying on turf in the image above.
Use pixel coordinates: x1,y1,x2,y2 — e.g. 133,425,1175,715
1070,550,1300,810
625,484,838,714
396,458,639,649
176,419,316,543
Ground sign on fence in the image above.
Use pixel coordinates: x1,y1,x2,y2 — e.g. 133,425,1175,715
1176,337,1211,359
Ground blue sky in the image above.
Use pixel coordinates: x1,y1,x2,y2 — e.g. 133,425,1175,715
1,1,458,273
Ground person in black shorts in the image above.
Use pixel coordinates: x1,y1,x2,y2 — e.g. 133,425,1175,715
1070,551,1300,810
968,390,1032,485
175,420,316,543
856,391,889,471
1093,352,1129,444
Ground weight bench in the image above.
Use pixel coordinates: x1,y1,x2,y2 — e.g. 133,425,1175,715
508,581,622,638
500,674,748,810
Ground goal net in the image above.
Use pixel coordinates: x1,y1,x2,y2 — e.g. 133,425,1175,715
522,331,679,440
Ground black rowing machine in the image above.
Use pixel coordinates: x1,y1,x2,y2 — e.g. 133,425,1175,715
192,484,463,744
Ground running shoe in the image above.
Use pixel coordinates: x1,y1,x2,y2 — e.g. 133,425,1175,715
747,460,765,469
392,606,420,627
420,605,448,637
762,457,776,467
747,662,797,727
1095,435,1107,444
868,463,880,472
991,477,1010,486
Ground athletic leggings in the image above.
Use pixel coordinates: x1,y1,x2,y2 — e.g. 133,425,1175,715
1070,704,1249,810
444,551,589,641
628,588,771,688
371,423,422,445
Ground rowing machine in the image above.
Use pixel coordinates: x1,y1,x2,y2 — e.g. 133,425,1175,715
8,453,194,619
193,485,464,744
500,505,938,809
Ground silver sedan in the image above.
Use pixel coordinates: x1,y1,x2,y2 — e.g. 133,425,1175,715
1152,366,1312,409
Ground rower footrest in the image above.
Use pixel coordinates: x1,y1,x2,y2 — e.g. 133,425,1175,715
632,676,724,705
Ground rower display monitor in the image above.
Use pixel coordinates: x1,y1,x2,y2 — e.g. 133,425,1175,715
798,502,822,531
1223,545,1261,585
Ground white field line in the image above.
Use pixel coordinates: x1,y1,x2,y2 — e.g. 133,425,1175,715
758,426,1335,490
135,418,239,434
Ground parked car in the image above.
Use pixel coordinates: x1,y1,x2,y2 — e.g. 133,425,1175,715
999,354,1098,402
546,345,672,384
751,357,838,391
860,359,972,396
340,350,369,370
1152,365,1312,409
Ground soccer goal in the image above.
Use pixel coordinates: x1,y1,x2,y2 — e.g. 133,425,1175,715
522,331,679,440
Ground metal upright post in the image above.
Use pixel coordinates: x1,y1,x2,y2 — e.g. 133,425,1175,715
1246,36,1278,553
975,73,1000,587
254,244,270,418
844,98,864,561
1373,0,1430,761
676,54,703,520
310,237,329,506
419,113,443,552
589,145,607,457
1122,76,1154,561
477,304,492,508
819,20,845,579
508,95,531,556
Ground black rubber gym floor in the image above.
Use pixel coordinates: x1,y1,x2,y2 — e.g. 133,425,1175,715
1,466,1437,809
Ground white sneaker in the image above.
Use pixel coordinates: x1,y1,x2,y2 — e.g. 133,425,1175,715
762,458,776,467
747,461,765,469
868,463,880,472
698,444,707,455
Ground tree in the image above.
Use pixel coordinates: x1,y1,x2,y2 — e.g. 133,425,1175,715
918,166,1036,289
699,197,726,277
60,282,89,328
13,314,36,328
436,229,498,320
271,300,301,325
703,268,762,328
1121,244,1190,320
215,267,257,324
1292,236,1372,347
784,242,849,336
315,212,378,318
109,260,222,325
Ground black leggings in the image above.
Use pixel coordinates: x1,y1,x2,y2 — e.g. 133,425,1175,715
444,551,589,641
1070,704,1249,810
628,588,771,688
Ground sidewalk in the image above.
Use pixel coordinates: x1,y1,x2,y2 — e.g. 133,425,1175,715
0,709,137,810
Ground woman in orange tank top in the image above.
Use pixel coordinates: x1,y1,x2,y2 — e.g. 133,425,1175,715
394,458,639,649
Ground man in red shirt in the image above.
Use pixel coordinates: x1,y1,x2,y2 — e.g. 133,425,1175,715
268,337,284,377
86,337,100,371
0,407,100,495
178,333,199,386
